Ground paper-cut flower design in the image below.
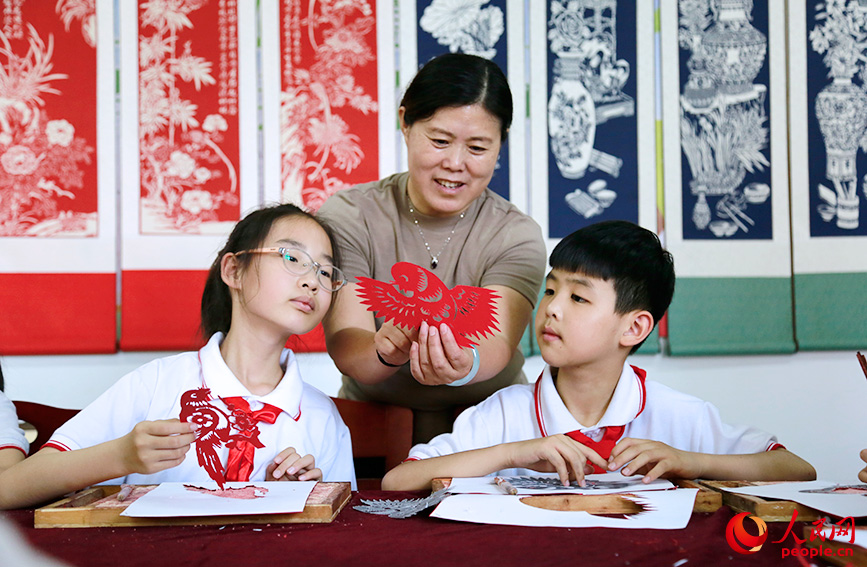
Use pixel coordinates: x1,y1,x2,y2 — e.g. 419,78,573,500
420,0,504,58
0,21,94,237
46,119,74,146
138,1,238,233
180,189,213,215
281,1,377,209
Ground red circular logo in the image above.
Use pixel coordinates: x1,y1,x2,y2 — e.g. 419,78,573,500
725,512,768,554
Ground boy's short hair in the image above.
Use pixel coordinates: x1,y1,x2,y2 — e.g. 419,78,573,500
550,220,675,350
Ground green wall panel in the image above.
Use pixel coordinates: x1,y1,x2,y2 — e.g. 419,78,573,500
668,277,795,355
794,273,867,350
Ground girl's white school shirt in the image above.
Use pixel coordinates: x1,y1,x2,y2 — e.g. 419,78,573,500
47,333,356,488
407,363,781,476
0,391,28,456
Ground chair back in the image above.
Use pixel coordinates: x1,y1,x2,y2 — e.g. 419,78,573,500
13,401,79,456
331,398,412,489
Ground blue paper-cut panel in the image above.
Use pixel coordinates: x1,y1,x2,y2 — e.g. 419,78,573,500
678,1,773,241
415,0,510,201
806,2,867,237
546,0,638,239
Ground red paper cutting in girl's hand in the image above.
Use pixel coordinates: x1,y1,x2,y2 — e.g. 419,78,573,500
356,262,500,349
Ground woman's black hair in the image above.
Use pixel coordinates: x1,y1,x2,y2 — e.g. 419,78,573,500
400,52,512,141
199,203,340,340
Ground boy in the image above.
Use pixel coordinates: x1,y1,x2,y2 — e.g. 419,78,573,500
382,221,815,490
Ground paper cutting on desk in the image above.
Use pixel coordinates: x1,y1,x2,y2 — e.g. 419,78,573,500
719,481,867,518
121,481,316,518
356,262,499,348
447,473,675,495
430,488,699,529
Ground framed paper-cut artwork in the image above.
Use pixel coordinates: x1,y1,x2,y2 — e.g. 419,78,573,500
261,0,395,209
530,1,656,247
789,2,867,349
677,0,773,241
661,0,794,355
0,0,116,354
119,0,259,351
400,0,525,211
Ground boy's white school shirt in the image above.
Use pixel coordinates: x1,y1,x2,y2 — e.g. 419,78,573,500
47,333,357,488
0,391,28,456
407,363,781,476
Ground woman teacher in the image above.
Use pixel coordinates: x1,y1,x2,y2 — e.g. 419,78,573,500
318,53,545,443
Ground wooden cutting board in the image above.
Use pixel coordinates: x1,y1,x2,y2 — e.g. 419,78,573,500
34,482,351,528
430,478,722,513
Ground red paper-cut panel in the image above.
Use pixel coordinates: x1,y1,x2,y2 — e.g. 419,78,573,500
0,273,115,354
139,0,241,233
120,270,208,351
0,1,97,237
279,0,380,210
356,262,500,349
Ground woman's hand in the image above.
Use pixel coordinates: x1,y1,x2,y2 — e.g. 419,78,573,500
373,320,417,367
409,321,475,386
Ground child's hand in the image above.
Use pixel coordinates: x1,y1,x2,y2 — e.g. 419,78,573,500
119,419,196,475
608,438,702,483
859,449,867,483
266,447,322,482
505,435,608,487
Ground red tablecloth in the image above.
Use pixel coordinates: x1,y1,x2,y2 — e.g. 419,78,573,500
2,492,820,566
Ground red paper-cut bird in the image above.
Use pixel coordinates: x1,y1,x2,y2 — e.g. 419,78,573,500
355,262,500,348
179,388,231,488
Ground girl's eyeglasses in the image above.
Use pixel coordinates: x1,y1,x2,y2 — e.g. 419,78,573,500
236,247,346,292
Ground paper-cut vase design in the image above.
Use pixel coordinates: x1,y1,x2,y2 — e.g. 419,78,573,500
356,262,500,349
679,0,770,237
811,0,867,230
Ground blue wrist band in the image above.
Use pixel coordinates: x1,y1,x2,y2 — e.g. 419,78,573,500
447,346,479,387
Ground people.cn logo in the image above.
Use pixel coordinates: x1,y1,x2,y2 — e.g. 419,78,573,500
725,512,769,554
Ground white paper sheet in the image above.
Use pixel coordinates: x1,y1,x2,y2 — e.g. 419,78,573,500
447,473,674,495
430,489,699,529
719,481,867,518
121,481,317,518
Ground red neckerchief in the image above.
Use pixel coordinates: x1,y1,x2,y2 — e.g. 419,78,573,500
221,396,281,482
565,426,625,473
535,365,648,473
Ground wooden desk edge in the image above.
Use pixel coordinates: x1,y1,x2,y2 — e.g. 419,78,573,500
35,482,352,528
698,480,822,522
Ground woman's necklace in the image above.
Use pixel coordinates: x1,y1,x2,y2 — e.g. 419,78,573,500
407,198,465,270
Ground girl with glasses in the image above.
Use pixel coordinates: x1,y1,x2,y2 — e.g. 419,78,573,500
0,204,355,509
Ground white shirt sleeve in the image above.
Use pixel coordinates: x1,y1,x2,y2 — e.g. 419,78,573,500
637,382,779,455
0,392,28,455
407,394,510,460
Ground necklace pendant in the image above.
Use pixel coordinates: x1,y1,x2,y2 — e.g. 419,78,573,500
430,257,438,269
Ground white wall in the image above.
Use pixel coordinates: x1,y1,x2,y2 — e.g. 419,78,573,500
3,349,864,484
